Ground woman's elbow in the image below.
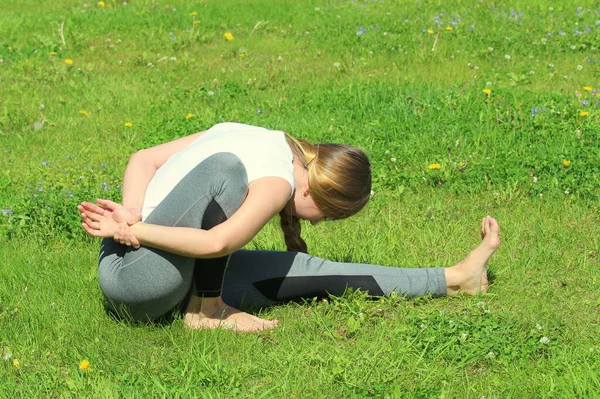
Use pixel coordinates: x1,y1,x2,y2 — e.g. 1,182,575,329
208,234,236,258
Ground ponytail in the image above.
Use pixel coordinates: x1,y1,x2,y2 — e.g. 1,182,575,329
279,209,308,253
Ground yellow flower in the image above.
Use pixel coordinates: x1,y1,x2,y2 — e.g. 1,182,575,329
562,159,571,168
427,29,434,35
97,1,105,6
190,11,197,16
79,359,90,371
583,86,592,92
428,163,441,170
12,359,20,368
579,111,590,117
79,110,89,117
482,89,491,95
445,26,453,31
106,3,112,8
64,58,73,65
124,122,133,127
49,51,57,55
273,25,278,30
239,53,246,57
185,113,194,119
193,20,200,25
224,32,234,41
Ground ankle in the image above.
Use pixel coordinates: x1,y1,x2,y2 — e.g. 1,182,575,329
444,264,463,288
186,295,225,313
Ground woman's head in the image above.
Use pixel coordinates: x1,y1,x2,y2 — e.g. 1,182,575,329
280,134,372,253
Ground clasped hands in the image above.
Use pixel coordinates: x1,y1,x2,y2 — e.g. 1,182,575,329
78,199,142,248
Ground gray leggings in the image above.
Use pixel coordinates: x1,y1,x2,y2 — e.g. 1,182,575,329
98,153,447,321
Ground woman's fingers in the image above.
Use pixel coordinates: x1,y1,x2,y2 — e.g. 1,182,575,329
79,202,106,215
97,198,121,211
81,214,101,230
81,223,102,237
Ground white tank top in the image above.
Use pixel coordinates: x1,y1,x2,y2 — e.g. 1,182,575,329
142,122,295,220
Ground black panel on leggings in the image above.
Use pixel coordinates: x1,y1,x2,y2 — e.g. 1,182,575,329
252,275,385,302
194,200,228,297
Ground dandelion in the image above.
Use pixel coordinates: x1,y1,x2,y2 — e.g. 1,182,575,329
224,32,234,41
428,163,441,170
97,1,105,6
427,29,434,35
482,89,491,95
49,51,57,55
562,159,571,168
190,11,197,16
79,359,90,371
445,26,453,31
579,111,590,117
64,58,73,65
185,113,194,119
539,336,550,344
79,110,89,117
124,122,133,127
583,86,593,91
193,20,200,25
12,359,20,368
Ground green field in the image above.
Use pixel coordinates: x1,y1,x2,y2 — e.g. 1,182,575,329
1,0,599,397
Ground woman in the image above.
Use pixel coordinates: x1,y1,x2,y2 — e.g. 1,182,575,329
79,122,500,332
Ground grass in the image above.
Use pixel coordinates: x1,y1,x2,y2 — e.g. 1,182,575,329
1,0,599,397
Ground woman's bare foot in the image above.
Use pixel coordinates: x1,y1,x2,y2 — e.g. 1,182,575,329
445,216,501,296
184,295,278,332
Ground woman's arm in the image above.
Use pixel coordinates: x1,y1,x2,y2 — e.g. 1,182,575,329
82,177,292,258
121,131,206,216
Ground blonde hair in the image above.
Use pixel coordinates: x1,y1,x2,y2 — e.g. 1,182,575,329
279,134,372,253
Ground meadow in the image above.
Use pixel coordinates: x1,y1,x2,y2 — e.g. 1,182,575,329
1,0,599,397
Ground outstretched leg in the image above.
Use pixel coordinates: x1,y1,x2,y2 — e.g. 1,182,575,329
222,217,501,308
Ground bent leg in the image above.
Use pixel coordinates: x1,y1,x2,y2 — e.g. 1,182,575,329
222,250,447,309
98,153,248,321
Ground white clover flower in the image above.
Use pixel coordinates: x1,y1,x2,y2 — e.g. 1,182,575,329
487,47,494,52
333,62,340,68
504,54,511,60
536,324,543,330
577,65,583,70
488,352,496,359
207,91,214,96
390,157,396,163
370,190,374,197
540,336,550,344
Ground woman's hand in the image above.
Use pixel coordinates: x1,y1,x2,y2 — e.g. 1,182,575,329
78,200,141,248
